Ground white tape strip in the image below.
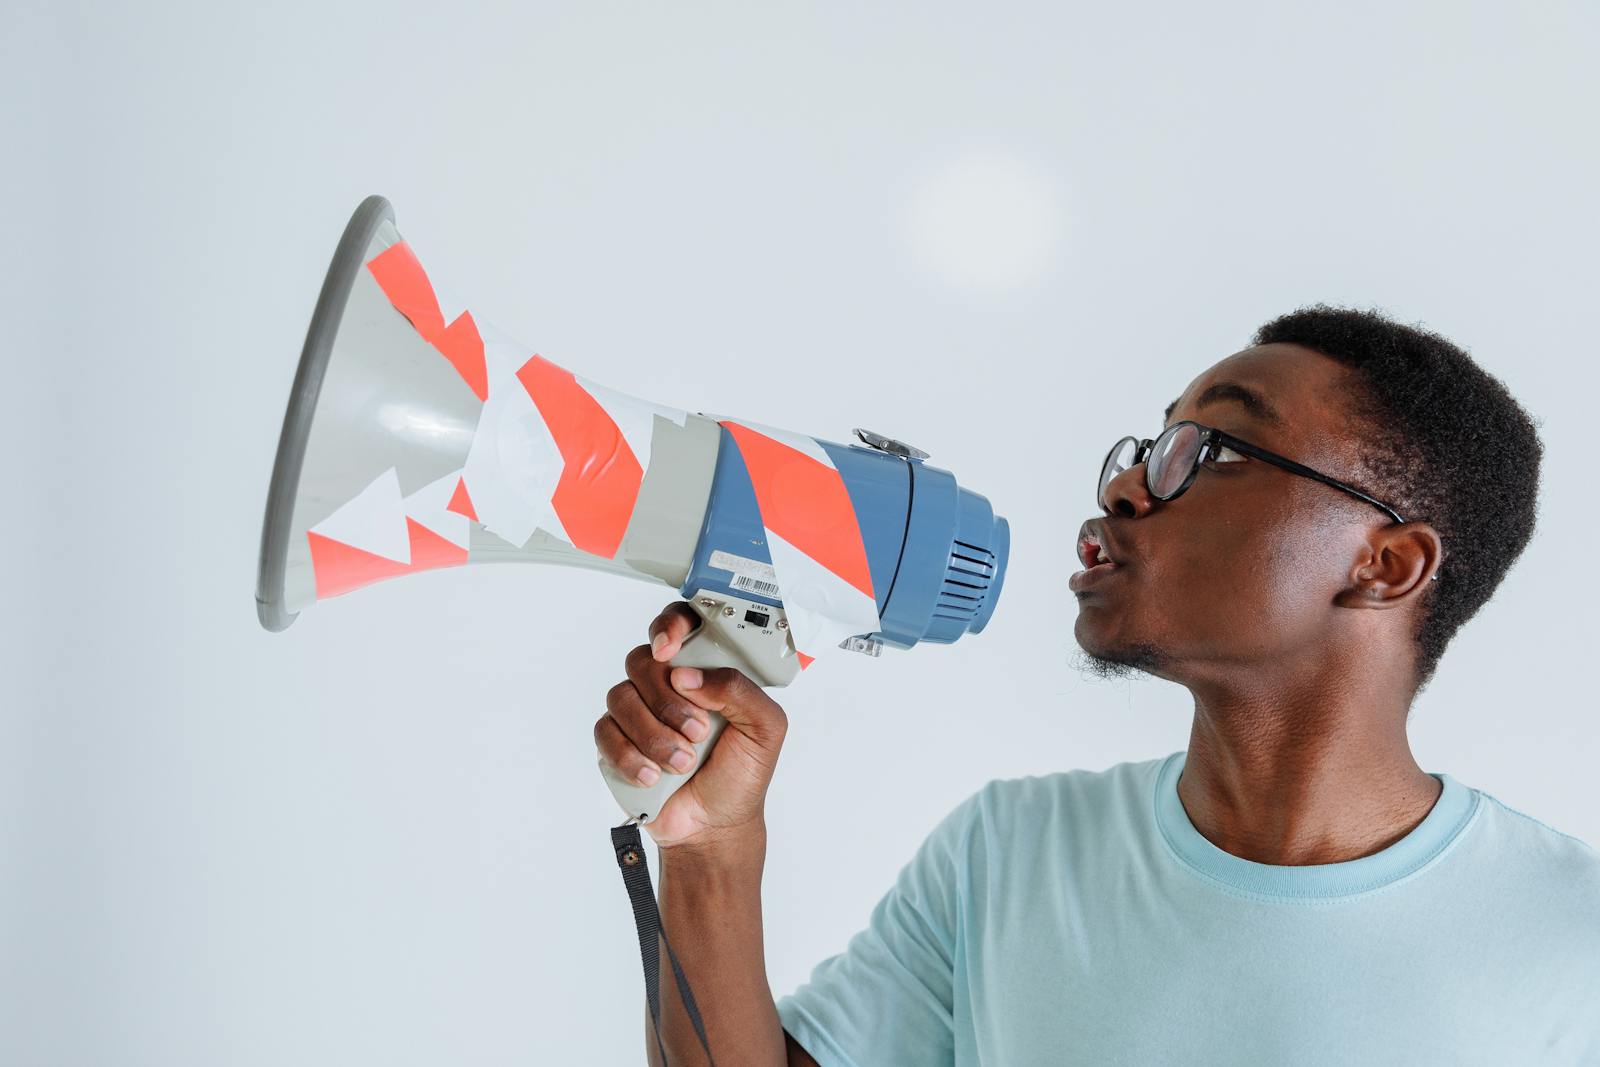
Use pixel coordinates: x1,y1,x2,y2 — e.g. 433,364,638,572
311,467,410,563
576,375,689,477
402,469,472,550
460,331,571,547
765,529,881,659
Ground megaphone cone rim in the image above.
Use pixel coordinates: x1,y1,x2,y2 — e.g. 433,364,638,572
256,194,398,632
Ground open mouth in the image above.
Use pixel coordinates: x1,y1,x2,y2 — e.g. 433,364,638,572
1077,534,1117,572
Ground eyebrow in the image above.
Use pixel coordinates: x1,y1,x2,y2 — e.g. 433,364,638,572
1163,381,1285,428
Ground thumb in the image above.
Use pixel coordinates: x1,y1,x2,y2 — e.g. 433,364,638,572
670,666,786,741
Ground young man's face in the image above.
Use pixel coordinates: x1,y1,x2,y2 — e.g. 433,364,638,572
1071,342,1397,683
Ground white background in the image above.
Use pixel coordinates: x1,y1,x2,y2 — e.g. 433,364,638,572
6,3,1597,1064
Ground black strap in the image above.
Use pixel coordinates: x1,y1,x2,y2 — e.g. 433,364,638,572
611,821,717,1067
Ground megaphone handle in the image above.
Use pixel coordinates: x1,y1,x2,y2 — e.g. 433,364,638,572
600,590,801,823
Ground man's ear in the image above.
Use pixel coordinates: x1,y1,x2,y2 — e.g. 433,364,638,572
1336,522,1443,609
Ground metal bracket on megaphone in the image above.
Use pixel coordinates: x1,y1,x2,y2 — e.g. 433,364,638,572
598,588,802,823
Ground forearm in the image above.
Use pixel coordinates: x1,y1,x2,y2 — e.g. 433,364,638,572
646,826,785,1067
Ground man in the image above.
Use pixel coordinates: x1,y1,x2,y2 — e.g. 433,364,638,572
594,306,1600,1065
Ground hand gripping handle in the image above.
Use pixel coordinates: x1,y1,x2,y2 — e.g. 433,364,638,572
599,591,802,823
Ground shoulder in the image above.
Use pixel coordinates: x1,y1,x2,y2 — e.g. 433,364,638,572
913,756,1171,892
1468,787,1600,898
962,753,1173,841
1455,784,1600,970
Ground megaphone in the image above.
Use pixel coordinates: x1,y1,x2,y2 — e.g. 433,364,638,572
257,195,1009,824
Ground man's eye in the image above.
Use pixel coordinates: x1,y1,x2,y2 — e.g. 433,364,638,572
1206,446,1248,464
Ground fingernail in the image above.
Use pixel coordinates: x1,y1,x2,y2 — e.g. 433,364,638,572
668,748,694,772
673,667,702,690
637,765,660,785
682,716,708,743
651,633,668,659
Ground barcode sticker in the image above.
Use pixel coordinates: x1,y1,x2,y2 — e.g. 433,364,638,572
731,573,782,598
710,550,781,598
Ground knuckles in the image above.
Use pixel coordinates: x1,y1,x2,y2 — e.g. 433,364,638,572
623,643,657,678
658,600,696,628
592,715,622,757
704,668,787,731
602,675,691,757
609,669,694,728
604,679,634,712
712,666,761,705
604,632,789,760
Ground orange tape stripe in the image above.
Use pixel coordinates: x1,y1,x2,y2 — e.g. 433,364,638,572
516,355,644,559
719,422,875,601
446,477,478,522
365,242,490,402
309,518,470,601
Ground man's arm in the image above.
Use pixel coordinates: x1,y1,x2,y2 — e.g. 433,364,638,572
784,1031,821,1067
595,604,820,1066
644,828,795,1066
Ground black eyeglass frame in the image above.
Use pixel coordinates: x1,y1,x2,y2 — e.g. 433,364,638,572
1099,420,1409,526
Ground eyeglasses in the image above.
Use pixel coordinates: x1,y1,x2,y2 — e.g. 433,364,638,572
1098,420,1408,526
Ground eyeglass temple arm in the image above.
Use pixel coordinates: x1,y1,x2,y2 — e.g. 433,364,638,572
1212,432,1407,526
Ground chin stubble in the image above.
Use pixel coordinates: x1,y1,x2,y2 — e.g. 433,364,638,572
1072,642,1168,680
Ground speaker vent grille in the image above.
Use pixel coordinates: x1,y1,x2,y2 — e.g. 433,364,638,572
933,539,997,623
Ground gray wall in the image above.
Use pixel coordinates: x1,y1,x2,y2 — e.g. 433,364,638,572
6,2,1596,1063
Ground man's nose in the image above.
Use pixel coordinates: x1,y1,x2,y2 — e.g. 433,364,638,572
1102,463,1160,519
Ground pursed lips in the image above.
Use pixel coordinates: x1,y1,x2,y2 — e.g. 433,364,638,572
1070,519,1127,593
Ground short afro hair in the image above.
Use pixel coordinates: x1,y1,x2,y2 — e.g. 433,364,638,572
1251,305,1542,689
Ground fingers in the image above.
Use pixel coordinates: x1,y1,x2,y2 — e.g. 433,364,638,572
623,643,711,743
668,666,786,745
597,606,790,797
594,713,664,787
648,601,702,662
604,665,702,772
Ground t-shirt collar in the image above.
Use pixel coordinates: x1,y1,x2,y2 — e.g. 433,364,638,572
1154,750,1479,901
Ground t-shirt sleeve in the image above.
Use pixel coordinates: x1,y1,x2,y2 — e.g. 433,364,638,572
775,785,985,1067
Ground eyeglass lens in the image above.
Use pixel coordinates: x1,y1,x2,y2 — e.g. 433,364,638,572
1100,423,1210,509
1099,437,1140,509
1148,423,1201,498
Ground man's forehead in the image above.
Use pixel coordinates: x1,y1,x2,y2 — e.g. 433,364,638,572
1163,344,1345,427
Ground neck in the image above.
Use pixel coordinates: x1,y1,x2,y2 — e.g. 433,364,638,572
1176,659,1441,866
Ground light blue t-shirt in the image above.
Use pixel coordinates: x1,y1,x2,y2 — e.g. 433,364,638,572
776,752,1600,1065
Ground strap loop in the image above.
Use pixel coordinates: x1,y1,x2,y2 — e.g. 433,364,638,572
611,821,717,1066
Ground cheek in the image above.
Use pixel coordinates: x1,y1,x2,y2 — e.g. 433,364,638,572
1151,510,1341,652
